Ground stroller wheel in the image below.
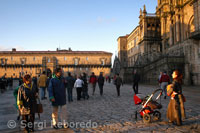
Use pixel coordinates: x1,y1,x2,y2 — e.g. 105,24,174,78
153,111,161,121
143,114,151,123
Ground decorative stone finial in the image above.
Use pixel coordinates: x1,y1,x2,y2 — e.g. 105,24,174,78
140,8,142,16
143,5,147,13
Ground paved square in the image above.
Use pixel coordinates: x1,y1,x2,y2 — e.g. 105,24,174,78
0,80,200,132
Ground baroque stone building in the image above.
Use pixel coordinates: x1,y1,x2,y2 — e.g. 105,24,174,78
116,0,200,85
0,48,112,78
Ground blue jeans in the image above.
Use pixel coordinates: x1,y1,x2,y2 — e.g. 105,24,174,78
40,87,46,99
67,87,73,102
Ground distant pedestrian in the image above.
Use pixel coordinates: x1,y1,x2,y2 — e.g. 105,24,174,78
13,86,20,121
114,74,123,96
81,73,89,100
65,72,75,102
17,74,38,132
158,71,163,86
48,68,68,129
19,76,23,86
132,70,140,94
89,72,97,95
74,76,84,101
108,76,111,83
98,72,105,96
159,71,170,99
167,70,186,126
38,71,48,100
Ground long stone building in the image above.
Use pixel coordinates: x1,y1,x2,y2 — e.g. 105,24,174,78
0,48,112,78
116,0,200,85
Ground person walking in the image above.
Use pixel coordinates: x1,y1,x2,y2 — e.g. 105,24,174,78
81,73,89,99
132,70,140,94
98,72,105,96
167,70,186,126
48,68,68,129
114,74,123,96
65,72,75,102
89,72,97,95
159,71,170,99
74,76,84,101
17,74,38,132
38,71,47,100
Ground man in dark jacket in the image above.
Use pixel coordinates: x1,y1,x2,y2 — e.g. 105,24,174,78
81,73,89,100
65,72,75,102
115,74,123,96
132,70,140,94
48,68,68,129
98,72,105,96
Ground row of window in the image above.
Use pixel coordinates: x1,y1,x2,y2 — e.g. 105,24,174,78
8,57,90,61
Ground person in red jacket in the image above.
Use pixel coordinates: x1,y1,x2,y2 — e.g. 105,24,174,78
159,71,170,99
89,72,97,95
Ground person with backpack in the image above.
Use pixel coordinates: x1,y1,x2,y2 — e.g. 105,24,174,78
38,71,48,100
89,72,97,95
98,72,105,96
48,68,68,129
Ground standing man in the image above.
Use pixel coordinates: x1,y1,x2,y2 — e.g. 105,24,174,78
98,72,105,96
159,71,170,99
65,72,75,102
48,68,68,129
38,71,47,100
89,72,97,95
114,74,123,97
81,73,89,100
132,70,140,94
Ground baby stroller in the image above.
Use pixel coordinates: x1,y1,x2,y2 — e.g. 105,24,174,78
134,89,163,123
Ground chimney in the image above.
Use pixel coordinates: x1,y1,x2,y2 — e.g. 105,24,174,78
12,48,16,52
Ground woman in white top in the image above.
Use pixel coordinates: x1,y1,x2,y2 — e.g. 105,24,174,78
74,76,84,100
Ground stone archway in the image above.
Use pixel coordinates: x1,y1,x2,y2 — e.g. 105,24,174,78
188,15,195,35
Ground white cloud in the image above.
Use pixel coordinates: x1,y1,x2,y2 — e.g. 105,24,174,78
0,45,24,51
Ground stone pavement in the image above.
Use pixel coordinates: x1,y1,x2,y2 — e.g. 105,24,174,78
0,80,200,133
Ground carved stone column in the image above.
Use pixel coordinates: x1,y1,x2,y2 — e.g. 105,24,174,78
176,14,180,42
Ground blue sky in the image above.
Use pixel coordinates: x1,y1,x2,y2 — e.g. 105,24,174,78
0,0,157,58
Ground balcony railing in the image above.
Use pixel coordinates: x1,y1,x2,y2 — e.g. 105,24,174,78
189,30,200,40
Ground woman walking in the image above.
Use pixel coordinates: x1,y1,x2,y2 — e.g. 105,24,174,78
167,70,186,126
17,74,38,132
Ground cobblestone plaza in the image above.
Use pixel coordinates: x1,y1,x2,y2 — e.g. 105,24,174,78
0,80,200,132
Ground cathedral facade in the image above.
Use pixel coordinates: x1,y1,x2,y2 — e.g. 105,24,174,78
117,0,200,85
0,48,112,78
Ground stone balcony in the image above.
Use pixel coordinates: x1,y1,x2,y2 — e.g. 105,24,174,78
189,30,200,40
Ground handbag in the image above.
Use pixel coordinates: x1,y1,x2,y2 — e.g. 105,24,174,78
19,106,30,115
36,98,43,113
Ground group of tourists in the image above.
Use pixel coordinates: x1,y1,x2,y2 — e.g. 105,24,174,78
14,68,118,132
13,67,186,132
0,76,13,93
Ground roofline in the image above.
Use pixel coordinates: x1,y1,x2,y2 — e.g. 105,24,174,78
117,35,129,41
0,50,113,55
127,26,140,39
